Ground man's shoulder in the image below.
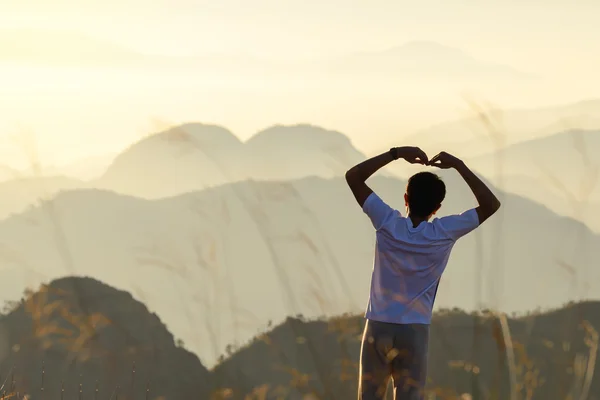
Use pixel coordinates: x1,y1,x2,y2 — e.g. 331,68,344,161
430,209,480,240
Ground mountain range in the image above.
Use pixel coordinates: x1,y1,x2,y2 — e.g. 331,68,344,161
396,99,600,158
320,40,535,82
0,123,367,216
0,112,597,228
1,29,535,85
466,129,600,231
0,106,597,366
0,172,598,367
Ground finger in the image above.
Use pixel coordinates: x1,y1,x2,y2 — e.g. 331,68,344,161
428,154,441,165
417,149,429,164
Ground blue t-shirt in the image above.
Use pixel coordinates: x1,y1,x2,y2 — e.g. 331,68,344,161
362,192,480,324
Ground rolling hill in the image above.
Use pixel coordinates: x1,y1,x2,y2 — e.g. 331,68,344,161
0,276,211,399
2,276,598,399
213,301,600,400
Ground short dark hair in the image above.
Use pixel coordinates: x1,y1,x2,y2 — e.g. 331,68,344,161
406,172,446,217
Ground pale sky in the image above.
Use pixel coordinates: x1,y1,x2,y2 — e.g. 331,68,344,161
0,0,599,170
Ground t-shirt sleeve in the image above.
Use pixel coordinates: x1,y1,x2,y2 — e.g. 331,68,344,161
362,192,397,230
436,208,480,241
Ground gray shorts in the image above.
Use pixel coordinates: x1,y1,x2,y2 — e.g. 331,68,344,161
358,319,429,400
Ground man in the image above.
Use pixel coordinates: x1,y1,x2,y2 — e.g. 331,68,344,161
345,146,501,400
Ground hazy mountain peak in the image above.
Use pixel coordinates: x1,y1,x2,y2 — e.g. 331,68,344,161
106,122,242,166
243,124,366,180
97,123,245,198
146,123,242,147
247,123,356,148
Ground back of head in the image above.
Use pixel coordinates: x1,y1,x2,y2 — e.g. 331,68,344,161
406,171,446,218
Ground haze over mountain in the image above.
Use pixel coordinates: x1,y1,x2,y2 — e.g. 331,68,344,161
466,129,600,229
0,164,22,182
95,123,246,198
43,153,117,181
0,172,598,367
95,123,366,198
0,175,84,221
229,124,366,181
0,28,276,76
394,99,600,159
0,116,598,232
0,123,366,215
480,173,600,233
0,30,534,85
0,29,149,66
320,40,535,82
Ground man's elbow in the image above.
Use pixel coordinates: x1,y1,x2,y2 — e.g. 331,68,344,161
492,198,501,212
345,168,358,184
488,198,501,216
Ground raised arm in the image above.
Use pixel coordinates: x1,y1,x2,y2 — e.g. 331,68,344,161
345,146,428,207
429,151,501,224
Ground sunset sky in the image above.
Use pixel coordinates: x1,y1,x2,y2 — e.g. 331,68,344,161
1,0,598,170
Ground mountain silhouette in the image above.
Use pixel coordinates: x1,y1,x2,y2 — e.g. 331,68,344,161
96,123,246,198
96,123,366,198
0,276,210,399
2,277,598,399
244,124,366,181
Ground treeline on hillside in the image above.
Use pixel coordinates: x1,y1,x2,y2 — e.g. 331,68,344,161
212,303,600,400
0,277,597,400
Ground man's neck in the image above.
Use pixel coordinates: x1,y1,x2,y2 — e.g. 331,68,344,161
408,214,429,228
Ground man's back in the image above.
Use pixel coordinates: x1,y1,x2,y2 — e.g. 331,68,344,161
344,147,500,399
362,192,480,325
